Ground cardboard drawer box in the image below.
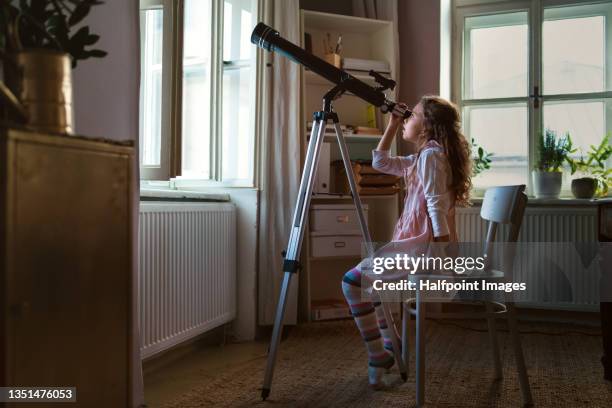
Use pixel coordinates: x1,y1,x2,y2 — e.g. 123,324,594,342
310,232,365,258
310,204,368,233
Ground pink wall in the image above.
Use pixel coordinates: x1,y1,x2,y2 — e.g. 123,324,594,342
397,0,441,106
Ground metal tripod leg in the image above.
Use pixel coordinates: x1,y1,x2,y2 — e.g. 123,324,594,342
261,114,327,400
333,122,408,382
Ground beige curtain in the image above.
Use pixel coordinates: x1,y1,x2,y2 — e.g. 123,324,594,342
258,0,302,325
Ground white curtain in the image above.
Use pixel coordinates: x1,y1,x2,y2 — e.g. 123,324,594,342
258,0,302,325
352,0,400,95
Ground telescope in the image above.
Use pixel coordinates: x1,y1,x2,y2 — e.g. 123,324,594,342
251,22,411,118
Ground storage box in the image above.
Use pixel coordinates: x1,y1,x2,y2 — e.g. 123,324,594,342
310,231,365,258
311,299,352,321
310,204,368,233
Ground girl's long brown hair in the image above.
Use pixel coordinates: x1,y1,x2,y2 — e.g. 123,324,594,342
414,95,472,207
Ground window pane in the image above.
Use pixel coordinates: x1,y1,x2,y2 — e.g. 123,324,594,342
543,100,611,192
543,2,612,95
222,0,256,182
464,12,528,99
222,67,254,180
464,103,529,189
223,0,254,61
543,101,605,153
139,8,164,167
182,0,213,178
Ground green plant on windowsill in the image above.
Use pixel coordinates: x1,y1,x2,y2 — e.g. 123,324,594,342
566,134,612,198
471,137,493,177
534,129,575,172
532,129,575,199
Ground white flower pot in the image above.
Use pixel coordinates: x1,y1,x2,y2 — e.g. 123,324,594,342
532,171,562,199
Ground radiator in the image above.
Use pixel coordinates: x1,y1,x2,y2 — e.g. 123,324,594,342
456,206,599,311
139,201,236,359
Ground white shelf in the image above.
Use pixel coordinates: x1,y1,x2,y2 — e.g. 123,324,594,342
312,194,398,200
309,255,361,261
300,9,399,324
322,134,381,143
303,10,391,34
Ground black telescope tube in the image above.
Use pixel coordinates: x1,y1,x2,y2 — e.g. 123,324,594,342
251,22,389,109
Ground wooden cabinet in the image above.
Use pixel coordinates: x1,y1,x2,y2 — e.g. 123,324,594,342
0,128,135,407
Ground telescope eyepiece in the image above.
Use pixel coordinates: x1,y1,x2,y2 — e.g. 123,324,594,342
251,23,279,52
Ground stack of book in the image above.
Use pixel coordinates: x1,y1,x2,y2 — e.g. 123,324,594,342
333,160,400,195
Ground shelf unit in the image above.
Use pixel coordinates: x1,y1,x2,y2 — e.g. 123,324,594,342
298,10,400,322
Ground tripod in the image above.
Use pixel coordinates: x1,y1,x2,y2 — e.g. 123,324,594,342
261,84,408,400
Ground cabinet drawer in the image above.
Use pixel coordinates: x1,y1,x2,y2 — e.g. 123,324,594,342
310,233,364,258
310,204,368,233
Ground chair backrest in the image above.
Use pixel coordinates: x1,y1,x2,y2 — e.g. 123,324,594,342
480,185,528,273
480,184,528,243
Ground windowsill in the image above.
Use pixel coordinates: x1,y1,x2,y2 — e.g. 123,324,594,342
468,196,612,206
140,181,231,202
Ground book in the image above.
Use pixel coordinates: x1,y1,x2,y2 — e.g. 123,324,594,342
354,126,381,135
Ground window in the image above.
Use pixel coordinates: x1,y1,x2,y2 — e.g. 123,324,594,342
454,0,612,195
139,0,258,185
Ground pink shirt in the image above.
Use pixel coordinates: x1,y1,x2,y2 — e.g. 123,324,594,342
372,142,453,238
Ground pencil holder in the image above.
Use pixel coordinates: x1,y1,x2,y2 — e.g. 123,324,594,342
324,53,342,68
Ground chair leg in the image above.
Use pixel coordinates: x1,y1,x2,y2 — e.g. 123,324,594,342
507,303,533,406
485,302,503,380
416,290,426,407
402,302,410,371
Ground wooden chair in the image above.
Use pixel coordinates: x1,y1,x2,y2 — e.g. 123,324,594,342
401,185,533,407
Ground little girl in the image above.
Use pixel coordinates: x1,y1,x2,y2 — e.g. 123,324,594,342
341,95,472,388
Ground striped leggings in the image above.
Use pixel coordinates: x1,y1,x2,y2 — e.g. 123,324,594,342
342,266,397,368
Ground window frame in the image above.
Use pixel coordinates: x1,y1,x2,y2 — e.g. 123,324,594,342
139,0,176,181
139,0,260,187
452,0,612,196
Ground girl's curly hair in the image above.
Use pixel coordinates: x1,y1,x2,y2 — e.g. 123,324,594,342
417,95,472,207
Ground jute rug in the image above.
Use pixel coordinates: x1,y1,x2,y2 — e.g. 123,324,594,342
161,319,612,407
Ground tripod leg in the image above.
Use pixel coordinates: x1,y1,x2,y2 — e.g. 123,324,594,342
262,271,293,400
261,115,327,400
333,121,408,381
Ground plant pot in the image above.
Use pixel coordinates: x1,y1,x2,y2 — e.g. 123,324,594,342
571,177,597,199
532,170,562,199
4,50,74,134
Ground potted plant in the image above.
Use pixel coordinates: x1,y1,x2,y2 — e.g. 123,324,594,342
566,134,612,198
532,129,574,199
0,0,107,134
471,137,493,177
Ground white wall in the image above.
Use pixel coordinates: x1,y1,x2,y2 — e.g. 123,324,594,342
72,0,140,142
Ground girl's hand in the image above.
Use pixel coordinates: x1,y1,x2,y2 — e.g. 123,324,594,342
388,103,409,126
377,102,409,151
